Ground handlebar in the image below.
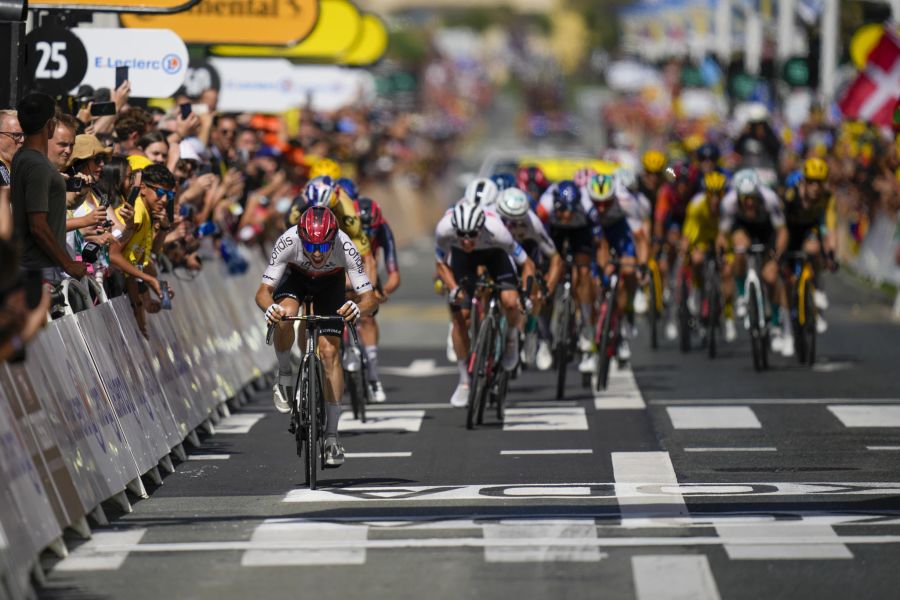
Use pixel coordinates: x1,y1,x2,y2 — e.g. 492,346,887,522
266,314,350,346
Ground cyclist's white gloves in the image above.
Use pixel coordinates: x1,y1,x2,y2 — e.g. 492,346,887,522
265,303,285,324
340,300,361,322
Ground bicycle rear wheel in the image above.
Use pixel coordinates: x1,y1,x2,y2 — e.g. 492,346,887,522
747,281,764,372
346,365,366,423
678,275,691,353
647,274,659,350
467,318,493,430
553,297,572,400
594,293,615,392
705,268,720,359
802,281,816,366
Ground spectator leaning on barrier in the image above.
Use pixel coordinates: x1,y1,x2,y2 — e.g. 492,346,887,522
12,92,87,282
121,161,174,335
65,134,117,264
0,109,23,240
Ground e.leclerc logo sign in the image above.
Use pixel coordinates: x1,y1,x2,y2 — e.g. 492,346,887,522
72,28,188,97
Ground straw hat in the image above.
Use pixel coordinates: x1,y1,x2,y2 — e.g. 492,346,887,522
67,134,112,168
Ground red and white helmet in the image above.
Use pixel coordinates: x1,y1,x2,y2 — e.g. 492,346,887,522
297,206,338,252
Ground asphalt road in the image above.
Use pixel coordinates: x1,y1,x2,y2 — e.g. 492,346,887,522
38,245,900,599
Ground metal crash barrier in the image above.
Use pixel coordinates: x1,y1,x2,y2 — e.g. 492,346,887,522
0,251,273,600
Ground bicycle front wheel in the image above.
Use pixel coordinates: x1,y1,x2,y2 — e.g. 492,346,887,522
595,293,615,392
747,281,764,372
801,279,816,366
553,297,572,400
306,355,321,489
647,273,659,350
467,318,493,430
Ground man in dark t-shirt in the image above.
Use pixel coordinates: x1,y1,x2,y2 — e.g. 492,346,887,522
11,93,86,281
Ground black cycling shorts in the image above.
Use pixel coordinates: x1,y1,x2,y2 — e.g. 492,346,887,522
550,224,594,257
731,219,775,249
273,269,345,337
449,247,518,310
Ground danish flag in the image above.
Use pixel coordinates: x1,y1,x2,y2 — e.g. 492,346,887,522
838,25,900,126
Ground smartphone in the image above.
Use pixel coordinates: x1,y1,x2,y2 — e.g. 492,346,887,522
125,170,142,206
165,194,175,224
90,101,116,117
179,103,192,120
115,66,129,90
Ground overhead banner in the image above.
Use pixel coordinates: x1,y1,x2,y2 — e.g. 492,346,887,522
336,13,388,66
120,0,319,46
31,0,199,13
72,28,188,98
211,58,375,113
210,0,360,59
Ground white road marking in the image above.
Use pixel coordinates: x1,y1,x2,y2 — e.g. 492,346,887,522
595,364,646,409
216,413,266,434
482,519,604,562
379,359,457,378
652,398,900,406
612,452,688,524
500,449,593,455
344,452,412,458
503,407,588,431
241,519,368,566
715,521,852,560
666,406,762,429
53,529,147,571
186,454,232,460
281,481,900,503
828,405,900,428
339,410,425,432
632,555,721,600
367,403,451,410
684,447,777,453
867,446,900,451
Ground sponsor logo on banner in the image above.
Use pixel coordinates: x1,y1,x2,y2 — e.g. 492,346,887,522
72,28,189,98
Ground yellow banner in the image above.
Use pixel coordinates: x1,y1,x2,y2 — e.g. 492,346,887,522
120,0,318,46
210,0,362,59
32,0,197,11
336,13,388,66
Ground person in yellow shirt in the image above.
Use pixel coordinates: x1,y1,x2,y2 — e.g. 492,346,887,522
681,170,737,342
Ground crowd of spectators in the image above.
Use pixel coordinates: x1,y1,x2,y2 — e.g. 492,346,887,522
0,45,490,363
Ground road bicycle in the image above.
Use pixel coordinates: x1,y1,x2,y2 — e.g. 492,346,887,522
645,255,664,350
342,322,370,422
267,310,349,490
783,251,818,367
677,252,722,358
550,242,577,399
593,256,621,392
739,243,771,372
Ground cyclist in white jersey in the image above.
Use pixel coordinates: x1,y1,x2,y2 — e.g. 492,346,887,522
496,187,562,369
435,202,535,407
256,206,377,467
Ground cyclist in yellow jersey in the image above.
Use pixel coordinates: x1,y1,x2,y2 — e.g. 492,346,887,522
782,157,837,332
681,171,737,342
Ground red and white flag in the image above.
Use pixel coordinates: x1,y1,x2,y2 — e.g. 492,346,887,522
839,25,900,126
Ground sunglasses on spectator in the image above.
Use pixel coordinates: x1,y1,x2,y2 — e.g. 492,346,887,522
147,185,176,201
0,131,24,143
302,241,332,253
218,128,237,137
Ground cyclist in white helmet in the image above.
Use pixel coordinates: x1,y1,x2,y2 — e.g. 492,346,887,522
719,168,791,356
435,202,536,406
496,187,562,369
463,177,500,209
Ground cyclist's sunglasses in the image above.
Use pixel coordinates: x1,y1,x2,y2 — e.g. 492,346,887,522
303,241,333,253
457,231,478,239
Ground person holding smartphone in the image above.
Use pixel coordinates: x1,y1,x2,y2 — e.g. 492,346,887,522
65,135,116,268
